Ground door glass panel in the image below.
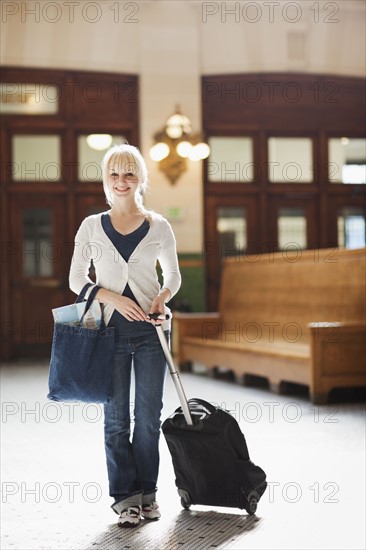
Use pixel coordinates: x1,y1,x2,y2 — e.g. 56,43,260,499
217,207,247,257
329,138,366,184
208,137,254,182
337,208,366,248
0,83,59,115
78,135,127,181
268,138,313,183
23,209,53,277
278,208,307,249
12,135,61,181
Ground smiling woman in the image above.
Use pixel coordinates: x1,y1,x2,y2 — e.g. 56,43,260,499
106,186,146,236
68,143,182,527
101,145,148,211
109,169,139,201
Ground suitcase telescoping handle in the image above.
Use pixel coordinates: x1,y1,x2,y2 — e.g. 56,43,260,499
148,313,193,426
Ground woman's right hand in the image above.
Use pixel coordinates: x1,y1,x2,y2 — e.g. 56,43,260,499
96,288,147,322
112,295,148,322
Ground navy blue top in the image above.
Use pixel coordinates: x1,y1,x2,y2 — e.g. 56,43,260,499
101,213,153,333
101,213,149,264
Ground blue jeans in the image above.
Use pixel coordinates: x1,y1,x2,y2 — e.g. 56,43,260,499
103,318,168,514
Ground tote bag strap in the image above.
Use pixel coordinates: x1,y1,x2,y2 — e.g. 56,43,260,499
79,285,102,326
75,282,94,304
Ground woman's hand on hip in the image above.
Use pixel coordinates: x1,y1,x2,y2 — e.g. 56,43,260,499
113,295,148,322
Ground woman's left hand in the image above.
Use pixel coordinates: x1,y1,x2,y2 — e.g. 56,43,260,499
147,290,170,325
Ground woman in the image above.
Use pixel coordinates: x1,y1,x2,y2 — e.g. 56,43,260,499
69,143,181,527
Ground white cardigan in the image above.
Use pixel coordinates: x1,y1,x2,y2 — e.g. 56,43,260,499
69,212,181,330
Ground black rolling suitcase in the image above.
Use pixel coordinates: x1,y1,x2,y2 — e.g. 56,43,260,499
151,316,267,515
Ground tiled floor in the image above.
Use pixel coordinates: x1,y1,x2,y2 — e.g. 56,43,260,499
1,361,365,550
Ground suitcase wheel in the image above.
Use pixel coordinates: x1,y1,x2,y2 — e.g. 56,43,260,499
246,491,259,515
247,496,257,514
178,489,192,510
181,496,191,510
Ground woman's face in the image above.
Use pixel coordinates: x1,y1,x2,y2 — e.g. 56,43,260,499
107,161,139,200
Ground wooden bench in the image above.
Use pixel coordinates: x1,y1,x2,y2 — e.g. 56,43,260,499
173,247,366,403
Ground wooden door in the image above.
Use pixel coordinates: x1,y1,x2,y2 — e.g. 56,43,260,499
204,195,260,310
8,195,69,356
268,196,320,252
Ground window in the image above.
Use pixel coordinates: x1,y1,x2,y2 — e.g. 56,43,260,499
338,208,366,248
77,135,127,181
329,138,366,184
268,137,313,183
208,137,254,182
217,207,247,257
0,83,59,115
278,208,307,249
23,209,53,277
12,135,61,182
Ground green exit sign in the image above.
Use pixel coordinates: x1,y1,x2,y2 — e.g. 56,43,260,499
167,207,184,221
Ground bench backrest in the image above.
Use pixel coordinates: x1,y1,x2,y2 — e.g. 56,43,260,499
218,247,365,344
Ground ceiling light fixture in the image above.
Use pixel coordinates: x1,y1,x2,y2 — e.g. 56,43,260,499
149,105,210,184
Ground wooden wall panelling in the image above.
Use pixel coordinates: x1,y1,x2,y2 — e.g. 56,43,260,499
202,73,366,310
0,67,139,359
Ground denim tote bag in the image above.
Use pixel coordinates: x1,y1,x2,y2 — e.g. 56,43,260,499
47,284,115,403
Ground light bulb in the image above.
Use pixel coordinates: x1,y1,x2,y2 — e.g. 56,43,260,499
166,114,184,127
166,113,191,132
188,146,201,162
188,144,209,161
166,112,192,139
166,125,183,139
194,142,210,159
86,134,113,151
177,141,192,158
149,142,170,161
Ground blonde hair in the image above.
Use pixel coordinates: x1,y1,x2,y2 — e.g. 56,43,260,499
101,143,151,218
